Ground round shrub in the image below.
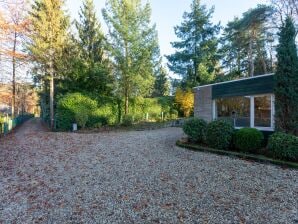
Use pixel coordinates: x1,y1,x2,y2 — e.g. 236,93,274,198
268,132,298,162
206,120,234,150
56,93,98,130
234,128,264,153
74,108,89,129
182,118,207,143
122,114,134,126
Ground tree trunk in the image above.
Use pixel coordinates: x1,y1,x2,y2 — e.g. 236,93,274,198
248,36,254,77
117,98,122,123
257,42,267,74
124,90,129,115
124,42,130,115
50,74,54,130
11,32,17,118
49,58,54,130
237,50,241,73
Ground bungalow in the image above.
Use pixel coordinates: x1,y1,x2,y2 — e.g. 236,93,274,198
194,74,275,133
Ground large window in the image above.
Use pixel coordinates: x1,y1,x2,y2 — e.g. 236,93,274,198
216,96,250,127
254,95,271,127
215,94,274,130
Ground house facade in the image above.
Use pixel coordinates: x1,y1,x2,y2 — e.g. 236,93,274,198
194,74,275,132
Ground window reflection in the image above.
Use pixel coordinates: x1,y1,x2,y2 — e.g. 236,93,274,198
216,96,250,127
254,95,271,127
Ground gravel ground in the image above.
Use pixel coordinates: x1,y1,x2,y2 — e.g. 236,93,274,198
0,118,297,223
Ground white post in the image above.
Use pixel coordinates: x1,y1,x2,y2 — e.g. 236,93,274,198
212,100,216,120
250,96,254,128
271,94,275,129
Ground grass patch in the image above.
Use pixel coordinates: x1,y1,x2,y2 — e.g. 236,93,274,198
176,140,298,169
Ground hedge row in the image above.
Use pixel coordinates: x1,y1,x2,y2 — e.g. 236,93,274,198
56,93,178,131
182,117,298,162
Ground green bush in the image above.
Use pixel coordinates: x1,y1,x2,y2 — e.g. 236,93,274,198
56,93,97,130
183,118,207,143
96,104,118,125
234,128,264,153
170,109,179,120
74,108,89,128
87,109,109,128
268,132,298,162
130,96,174,122
206,120,234,150
122,114,134,126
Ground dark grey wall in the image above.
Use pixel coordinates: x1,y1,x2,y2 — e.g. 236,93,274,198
212,75,274,99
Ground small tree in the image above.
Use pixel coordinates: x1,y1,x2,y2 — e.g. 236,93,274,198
274,17,298,135
175,88,194,117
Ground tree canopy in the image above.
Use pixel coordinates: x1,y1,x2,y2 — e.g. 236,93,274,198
166,0,220,88
102,0,160,114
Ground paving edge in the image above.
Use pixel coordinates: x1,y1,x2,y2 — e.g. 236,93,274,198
176,140,298,169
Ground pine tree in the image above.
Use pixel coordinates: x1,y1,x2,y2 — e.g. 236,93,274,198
61,0,113,96
166,0,220,88
102,0,160,114
28,0,69,129
153,65,170,97
235,5,273,76
75,0,105,65
274,17,298,135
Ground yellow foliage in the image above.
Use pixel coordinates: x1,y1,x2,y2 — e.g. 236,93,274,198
175,88,194,117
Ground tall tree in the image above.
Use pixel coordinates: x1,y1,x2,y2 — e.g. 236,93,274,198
166,0,220,88
152,65,170,97
102,0,160,114
235,5,273,76
0,0,29,117
274,17,298,135
58,0,113,96
219,18,249,75
271,0,298,27
28,0,68,129
75,0,105,66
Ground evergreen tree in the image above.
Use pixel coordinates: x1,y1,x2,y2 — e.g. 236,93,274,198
153,65,170,97
166,0,220,88
102,0,160,114
274,17,298,135
219,18,249,75
60,0,113,96
235,5,273,76
75,0,105,65
28,0,69,129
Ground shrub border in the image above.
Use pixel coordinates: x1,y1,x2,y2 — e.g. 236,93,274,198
176,140,298,169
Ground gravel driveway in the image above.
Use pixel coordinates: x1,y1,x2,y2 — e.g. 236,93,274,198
0,119,297,223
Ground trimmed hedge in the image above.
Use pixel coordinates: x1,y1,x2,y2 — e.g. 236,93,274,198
268,132,298,162
206,120,234,150
234,128,264,153
183,118,207,143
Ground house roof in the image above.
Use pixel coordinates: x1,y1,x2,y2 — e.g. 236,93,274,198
194,73,274,89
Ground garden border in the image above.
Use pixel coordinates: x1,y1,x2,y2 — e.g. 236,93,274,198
176,140,298,169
